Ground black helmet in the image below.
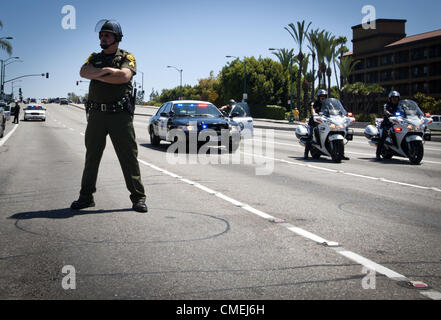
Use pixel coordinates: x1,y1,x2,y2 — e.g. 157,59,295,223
316,89,328,98
95,19,123,42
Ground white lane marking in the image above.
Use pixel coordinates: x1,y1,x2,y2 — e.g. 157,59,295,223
242,151,441,192
420,290,441,300
338,251,406,280
0,124,19,147
135,156,440,300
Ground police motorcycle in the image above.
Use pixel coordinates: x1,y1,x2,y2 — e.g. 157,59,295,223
295,98,355,163
364,99,432,165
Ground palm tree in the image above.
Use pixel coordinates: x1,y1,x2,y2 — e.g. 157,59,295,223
324,34,336,94
313,30,329,91
271,48,296,110
307,28,319,100
333,36,348,90
285,20,311,117
338,56,360,88
339,57,360,106
0,21,13,55
271,48,295,71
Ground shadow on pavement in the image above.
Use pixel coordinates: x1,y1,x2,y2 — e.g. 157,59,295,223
9,207,133,220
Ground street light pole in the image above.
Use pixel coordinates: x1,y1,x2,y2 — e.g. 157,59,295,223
167,65,183,100
0,56,19,100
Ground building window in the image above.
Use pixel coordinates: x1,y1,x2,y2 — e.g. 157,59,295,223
395,67,409,80
429,62,441,76
411,47,428,61
354,73,364,83
354,59,364,71
396,84,409,96
395,50,409,64
430,45,441,58
380,54,394,66
412,82,428,94
366,71,378,83
412,65,428,78
382,85,393,96
380,69,394,82
429,80,441,94
366,56,378,69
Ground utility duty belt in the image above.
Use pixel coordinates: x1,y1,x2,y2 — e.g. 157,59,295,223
86,97,134,115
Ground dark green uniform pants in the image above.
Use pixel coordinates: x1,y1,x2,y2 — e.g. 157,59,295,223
79,110,146,203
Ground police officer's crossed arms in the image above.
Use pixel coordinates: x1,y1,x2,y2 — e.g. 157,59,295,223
376,91,400,161
71,19,147,213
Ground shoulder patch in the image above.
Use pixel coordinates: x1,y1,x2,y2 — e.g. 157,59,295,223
84,53,96,65
126,53,136,67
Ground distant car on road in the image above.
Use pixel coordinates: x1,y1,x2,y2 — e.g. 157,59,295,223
60,98,68,105
23,105,46,121
429,115,441,131
0,106,5,138
41,98,48,104
148,100,241,152
0,102,10,121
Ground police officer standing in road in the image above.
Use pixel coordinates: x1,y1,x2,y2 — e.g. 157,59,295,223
71,19,147,213
12,100,20,124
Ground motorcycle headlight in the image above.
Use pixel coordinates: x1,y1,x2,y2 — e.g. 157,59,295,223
407,124,421,131
330,123,345,130
230,125,239,132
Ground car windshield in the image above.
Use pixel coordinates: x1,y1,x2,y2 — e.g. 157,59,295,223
26,106,44,110
398,100,424,118
321,98,347,116
230,102,251,117
172,103,222,117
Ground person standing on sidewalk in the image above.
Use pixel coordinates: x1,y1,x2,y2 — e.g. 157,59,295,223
71,19,147,213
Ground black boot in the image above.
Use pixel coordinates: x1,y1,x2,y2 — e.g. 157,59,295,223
132,200,148,213
71,197,95,210
304,140,311,160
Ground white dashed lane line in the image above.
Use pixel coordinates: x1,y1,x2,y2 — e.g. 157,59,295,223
136,157,441,300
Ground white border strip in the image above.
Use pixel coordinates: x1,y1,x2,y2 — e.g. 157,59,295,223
0,123,19,147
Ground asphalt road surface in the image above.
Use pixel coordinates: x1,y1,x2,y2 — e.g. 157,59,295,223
0,103,440,300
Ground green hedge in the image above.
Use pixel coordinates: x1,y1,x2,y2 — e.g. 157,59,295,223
251,105,286,120
355,113,377,124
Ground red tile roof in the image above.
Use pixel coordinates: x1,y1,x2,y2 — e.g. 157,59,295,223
386,29,441,47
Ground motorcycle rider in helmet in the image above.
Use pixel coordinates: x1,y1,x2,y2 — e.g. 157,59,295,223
304,90,350,160
376,91,400,161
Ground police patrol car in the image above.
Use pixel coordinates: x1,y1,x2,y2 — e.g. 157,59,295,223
148,100,243,153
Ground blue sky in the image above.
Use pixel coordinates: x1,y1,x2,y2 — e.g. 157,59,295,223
1,0,440,100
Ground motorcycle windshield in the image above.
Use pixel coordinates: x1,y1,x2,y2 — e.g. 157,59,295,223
321,98,347,116
398,100,424,119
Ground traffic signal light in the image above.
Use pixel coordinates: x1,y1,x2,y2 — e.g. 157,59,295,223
46,72,49,78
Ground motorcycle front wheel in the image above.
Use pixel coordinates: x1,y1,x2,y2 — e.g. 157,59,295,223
408,141,424,165
330,140,344,163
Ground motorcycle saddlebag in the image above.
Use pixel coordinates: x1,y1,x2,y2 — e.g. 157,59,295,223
364,125,379,139
295,125,308,139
